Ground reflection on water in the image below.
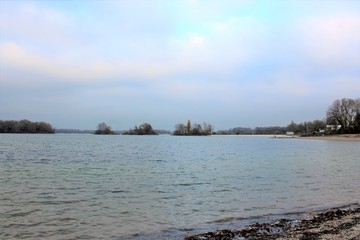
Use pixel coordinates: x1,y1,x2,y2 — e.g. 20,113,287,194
0,134,359,239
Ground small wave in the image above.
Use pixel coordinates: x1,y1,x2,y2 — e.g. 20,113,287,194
29,199,83,205
161,196,178,200
211,189,231,193
210,217,237,223
5,221,47,228
110,190,130,193
174,182,210,187
150,159,166,162
7,209,41,218
119,211,131,215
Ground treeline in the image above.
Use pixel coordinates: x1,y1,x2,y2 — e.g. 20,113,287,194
123,123,158,135
0,119,55,134
286,98,360,135
94,122,159,135
217,121,328,136
217,98,360,135
96,121,213,136
217,126,287,135
286,120,325,136
173,120,213,136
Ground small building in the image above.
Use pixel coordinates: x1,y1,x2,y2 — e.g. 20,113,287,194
326,125,341,131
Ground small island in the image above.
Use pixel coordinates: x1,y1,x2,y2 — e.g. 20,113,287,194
94,122,117,135
123,123,158,135
173,120,213,136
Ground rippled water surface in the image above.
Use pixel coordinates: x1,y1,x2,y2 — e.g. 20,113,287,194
0,134,359,239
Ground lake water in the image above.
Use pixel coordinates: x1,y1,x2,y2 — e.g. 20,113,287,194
0,134,359,239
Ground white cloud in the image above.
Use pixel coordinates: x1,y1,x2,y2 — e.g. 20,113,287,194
0,2,74,47
0,42,171,82
298,13,360,68
168,16,265,76
189,34,205,46
1,11,265,83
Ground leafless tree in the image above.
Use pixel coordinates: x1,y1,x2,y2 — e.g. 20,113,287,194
186,120,191,134
123,123,157,135
202,122,213,135
174,123,186,135
173,120,213,135
0,119,54,133
95,122,113,134
326,98,360,133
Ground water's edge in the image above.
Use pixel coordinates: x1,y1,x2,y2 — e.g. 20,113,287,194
129,202,360,239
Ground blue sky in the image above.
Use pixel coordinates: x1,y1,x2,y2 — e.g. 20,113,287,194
1,0,360,130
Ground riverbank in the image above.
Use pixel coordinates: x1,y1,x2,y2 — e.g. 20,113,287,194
300,134,360,142
215,134,360,141
185,205,360,240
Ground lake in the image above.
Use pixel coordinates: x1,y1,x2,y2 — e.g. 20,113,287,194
0,134,359,239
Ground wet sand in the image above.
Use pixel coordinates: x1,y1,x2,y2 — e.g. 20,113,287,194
185,205,360,240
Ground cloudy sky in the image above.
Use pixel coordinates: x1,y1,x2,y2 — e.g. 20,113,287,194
1,0,359,131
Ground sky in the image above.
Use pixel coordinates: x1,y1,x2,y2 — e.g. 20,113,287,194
1,0,360,131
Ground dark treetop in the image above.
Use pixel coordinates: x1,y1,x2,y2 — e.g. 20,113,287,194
0,119,54,134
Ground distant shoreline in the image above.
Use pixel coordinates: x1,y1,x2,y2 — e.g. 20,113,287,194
213,134,360,142
299,134,360,142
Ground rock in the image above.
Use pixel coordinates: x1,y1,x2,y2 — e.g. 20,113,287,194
185,207,360,240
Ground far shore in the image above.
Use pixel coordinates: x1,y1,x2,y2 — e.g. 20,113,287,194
213,134,360,141
299,134,360,142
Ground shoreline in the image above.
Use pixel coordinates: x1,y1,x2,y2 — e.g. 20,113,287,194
185,204,360,240
213,134,360,141
299,134,360,142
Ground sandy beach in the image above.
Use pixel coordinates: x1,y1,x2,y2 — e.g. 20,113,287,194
300,134,360,142
185,205,360,240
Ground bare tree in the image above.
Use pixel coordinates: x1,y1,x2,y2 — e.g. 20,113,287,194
123,123,157,135
186,120,191,134
174,123,185,135
173,120,213,136
191,123,202,135
95,122,113,134
326,98,360,133
202,122,213,135
287,121,298,133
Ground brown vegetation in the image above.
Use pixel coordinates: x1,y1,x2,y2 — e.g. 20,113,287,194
0,119,54,133
173,120,213,136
